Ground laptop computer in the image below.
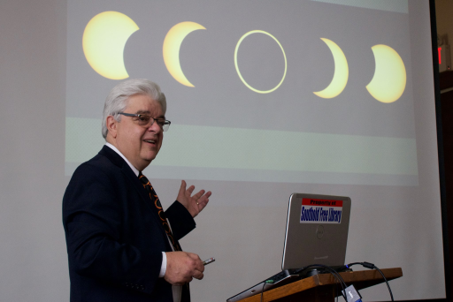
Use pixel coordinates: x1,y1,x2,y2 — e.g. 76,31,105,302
226,193,351,302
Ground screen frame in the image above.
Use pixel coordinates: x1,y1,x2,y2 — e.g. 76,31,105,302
427,1,449,301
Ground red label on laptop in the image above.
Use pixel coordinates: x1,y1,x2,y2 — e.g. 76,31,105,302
300,198,343,224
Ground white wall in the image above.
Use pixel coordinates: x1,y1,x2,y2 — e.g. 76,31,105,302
0,1,69,301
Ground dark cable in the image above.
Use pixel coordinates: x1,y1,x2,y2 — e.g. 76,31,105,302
260,279,273,302
347,262,394,301
373,266,394,302
259,264,350,301
297,264,348,300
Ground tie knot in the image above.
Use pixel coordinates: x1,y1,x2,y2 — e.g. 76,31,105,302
139,173,150,186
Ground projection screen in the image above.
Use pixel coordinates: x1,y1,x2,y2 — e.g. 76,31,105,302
62,1,446,300
1,0,444,301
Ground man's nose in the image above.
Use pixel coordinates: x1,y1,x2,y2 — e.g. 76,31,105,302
148,119,162,132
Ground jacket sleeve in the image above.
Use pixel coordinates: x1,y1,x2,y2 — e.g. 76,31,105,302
165,201,196,240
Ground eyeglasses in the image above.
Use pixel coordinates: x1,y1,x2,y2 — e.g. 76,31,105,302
118,112,171,132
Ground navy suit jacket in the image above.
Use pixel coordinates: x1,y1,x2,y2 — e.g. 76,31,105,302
63,146,195,302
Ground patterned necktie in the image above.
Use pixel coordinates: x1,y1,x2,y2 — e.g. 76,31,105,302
139,173,182,251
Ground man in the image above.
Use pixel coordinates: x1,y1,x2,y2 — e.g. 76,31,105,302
63,79,212,302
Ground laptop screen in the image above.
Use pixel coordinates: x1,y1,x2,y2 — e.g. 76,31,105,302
281,193,351,270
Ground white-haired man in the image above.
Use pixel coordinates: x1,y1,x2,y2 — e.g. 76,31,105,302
63,79,211,302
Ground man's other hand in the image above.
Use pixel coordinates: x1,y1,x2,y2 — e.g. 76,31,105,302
177,180,212,218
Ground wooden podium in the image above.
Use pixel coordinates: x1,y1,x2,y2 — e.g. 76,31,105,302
236,267,403,302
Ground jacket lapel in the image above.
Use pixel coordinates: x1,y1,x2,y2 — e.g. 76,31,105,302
99,146,169,239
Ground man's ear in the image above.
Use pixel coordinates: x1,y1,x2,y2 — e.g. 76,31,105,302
106,115,118,139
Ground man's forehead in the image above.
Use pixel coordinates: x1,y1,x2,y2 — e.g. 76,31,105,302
125,96,163,114
134,109,165,118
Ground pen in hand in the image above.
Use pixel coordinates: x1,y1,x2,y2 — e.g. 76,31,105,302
202,257,215,266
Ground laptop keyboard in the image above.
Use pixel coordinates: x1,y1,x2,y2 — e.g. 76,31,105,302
265,269,292,284
226,269,301,302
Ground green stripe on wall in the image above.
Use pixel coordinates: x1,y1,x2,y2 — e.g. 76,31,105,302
66,117,418,176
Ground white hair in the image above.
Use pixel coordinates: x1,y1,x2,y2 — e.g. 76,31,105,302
101,79,167,139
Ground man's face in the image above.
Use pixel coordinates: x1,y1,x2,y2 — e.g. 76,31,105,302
109,94,164,171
